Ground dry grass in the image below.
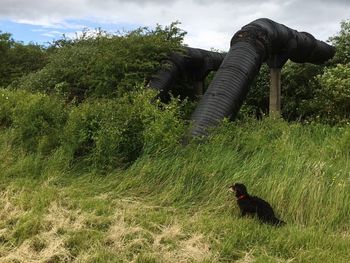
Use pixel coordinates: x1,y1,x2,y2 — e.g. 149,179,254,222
105,199,218,263
236,250,255,263
0,188,24,225
1,231,70,263
0,201,87,263
44,201,86,233
1,195,217,263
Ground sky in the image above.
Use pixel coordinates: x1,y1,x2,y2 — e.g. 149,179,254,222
0,0,349,51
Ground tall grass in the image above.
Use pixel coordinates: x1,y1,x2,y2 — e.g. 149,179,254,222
0,116,349,262
124,118,350,226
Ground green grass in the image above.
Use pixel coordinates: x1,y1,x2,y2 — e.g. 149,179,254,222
0,118,349,262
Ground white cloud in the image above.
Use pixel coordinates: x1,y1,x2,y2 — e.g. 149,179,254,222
41,32,59,38
0,0,349,50
40,30,63,38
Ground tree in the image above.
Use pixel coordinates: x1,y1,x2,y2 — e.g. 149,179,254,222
329,20,350,65
305,64,350,124
0,31,47,87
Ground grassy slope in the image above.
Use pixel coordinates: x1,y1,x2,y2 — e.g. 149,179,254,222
0,118,349,262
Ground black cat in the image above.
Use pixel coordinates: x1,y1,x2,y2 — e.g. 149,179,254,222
229,183,285,226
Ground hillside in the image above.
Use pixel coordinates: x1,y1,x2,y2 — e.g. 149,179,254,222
0,118,349,262
0,21,349,262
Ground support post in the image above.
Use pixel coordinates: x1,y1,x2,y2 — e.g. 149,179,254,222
269,68,281,117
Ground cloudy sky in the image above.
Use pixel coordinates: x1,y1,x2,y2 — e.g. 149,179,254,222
0,0,349,50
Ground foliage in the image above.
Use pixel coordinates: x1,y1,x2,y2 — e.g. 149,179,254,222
281,62,324,120
241,60,325,121
305,64,350,124
16,23,186,101
0,32,47,88
242,21,350,123
62,93,145,169
329,20,350,65
0,89,18,128
142,95,186,155
62,89,185,170
0,89,67,154
0,118,349,262
0,87,185,170
241,64,270,118
1,20,350,262
278,20,350,122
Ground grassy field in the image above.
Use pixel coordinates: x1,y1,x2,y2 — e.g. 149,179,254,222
0,118,349,262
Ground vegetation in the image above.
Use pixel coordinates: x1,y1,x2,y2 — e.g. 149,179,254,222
0,32,47,88
14,23,185,101
0,20,349,262
245,20,350,123
0,118,349,262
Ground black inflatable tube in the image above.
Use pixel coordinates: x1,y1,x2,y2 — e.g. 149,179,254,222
148,47,225,99
189,18,335,138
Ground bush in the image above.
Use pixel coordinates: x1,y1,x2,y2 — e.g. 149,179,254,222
242,64,270,118
11,92,67,154
142,96,186,155
304,64,350,124
62,89,185,170
0,89,18,128
17,23,185,101
281,62,324,121
0,88,185,170
0,89,67,154
63,98,141,169
329,20,350,65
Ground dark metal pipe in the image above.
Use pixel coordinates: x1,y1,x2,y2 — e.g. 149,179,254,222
189,18,335,138
148,47,225,100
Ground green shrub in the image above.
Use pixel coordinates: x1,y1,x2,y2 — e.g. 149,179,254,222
0,88,185,170
304,64,350,124
0,89,19,128
61,89,185,170
281,62,324,121
329,20,350,65
142,96,186,155
242,64,270,118
0,89,67,154
12,92,67,154
17,23,185,101
63,97,142,169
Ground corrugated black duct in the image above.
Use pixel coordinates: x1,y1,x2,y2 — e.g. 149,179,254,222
189,18,335,138
148,47,225,100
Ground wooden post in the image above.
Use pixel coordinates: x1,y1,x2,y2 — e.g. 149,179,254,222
269,68,281,117
194,81,204,99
